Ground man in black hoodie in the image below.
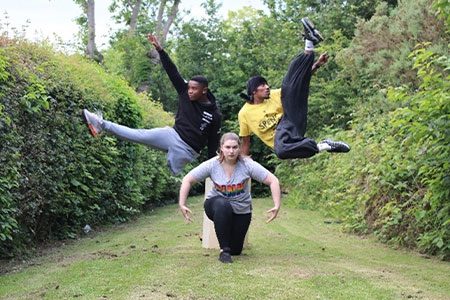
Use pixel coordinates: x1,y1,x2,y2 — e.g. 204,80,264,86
82,34,221,175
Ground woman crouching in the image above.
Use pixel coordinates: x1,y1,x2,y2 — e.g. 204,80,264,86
178,132,281,263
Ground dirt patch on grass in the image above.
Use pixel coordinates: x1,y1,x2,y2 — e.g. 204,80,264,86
290,267,315,279
245,265,316,280
128,286,193,300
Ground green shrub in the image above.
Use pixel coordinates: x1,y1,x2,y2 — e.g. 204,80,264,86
276,0,449,259
277,44,449,259
0,38,176,257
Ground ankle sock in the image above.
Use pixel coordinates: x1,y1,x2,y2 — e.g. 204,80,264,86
317,142,331,152
305,39,314,51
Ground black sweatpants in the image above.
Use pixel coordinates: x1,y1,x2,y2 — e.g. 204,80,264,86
204,197,251,255
274,52,319,159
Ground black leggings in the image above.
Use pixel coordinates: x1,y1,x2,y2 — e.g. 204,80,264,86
274,52,319,159
204,197,251,255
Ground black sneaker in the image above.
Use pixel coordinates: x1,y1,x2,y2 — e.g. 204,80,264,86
301,17,324,45
219,250,232,264
320,139,351,153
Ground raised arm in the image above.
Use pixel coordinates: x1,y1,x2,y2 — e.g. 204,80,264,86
147,33,186,94
263,173,281,223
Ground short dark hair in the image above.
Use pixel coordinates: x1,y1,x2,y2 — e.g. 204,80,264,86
243,76,268,103
190,75,208,87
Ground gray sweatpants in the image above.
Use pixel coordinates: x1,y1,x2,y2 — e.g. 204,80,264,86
102,121,199,175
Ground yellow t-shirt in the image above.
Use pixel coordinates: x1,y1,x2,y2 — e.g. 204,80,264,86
238,89,283,149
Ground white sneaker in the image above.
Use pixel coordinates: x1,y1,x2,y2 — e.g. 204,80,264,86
82,109,103,137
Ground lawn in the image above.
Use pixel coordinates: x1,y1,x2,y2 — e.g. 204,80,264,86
1,196,449,299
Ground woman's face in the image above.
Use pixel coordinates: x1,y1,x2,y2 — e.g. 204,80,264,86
221,139,240,161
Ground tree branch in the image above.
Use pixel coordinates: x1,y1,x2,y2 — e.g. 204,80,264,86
161,0,180,44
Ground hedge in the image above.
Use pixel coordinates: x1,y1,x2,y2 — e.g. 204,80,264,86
0,38,177,258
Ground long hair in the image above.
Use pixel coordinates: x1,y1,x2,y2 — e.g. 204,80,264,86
217,132,242,163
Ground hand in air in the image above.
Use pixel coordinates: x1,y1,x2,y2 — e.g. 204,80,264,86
317,52,329,67
266,207,279,223
147,33,162,51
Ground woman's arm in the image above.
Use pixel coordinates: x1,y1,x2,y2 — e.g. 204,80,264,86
179,174,198,222
262,173,281,223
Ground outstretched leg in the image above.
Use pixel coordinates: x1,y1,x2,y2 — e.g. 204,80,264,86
102,121,173,150
103,121,198,175
82,109,198,175
281,51,315,138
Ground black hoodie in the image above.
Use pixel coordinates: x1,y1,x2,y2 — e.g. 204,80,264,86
158,49,222,158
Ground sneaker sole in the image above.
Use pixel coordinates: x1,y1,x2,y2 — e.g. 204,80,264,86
328,144,351,153
81,110,98,137
328,147,350,153
314,29,324,42
301,18,324,42
301,18,316,33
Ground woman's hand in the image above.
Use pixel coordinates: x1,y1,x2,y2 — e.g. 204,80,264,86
262,173,281,223
266,206,279,223
179,205,192,222
178,174,197,223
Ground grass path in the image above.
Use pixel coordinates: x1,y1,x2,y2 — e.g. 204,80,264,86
1,197,449,300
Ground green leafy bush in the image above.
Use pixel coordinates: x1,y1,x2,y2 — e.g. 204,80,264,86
278,45,449,257
0,38,176,257
384,45,449,257
277,0,449,259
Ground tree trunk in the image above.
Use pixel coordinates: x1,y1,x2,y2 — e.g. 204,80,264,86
147,0,180,63
86,0,103,63
161,0,180,42
155,0,167,38
128,0,143,35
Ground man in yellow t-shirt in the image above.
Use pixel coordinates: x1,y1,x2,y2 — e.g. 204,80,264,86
238,17,350,158
238,88,283,149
